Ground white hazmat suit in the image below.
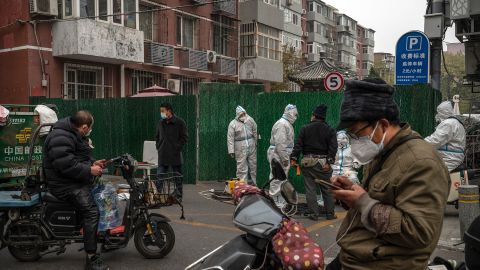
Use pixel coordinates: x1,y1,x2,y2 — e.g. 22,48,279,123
227,106,258,184
268,104,298,205
318,131,359,206
425,101,466,172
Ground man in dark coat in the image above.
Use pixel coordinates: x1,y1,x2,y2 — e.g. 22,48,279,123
155,103,188,200
290,104,338,221
43,111,108,270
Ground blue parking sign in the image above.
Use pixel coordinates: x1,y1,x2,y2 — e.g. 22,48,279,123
395,31,430,85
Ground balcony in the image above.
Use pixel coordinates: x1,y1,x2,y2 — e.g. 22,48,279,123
52,19,144,63
214,0,236,15
337,44,356,55
364,37,375,47
363,53,374,62
307,32,329,44
239,57,283,82
240,0,283,30
307,12,328,24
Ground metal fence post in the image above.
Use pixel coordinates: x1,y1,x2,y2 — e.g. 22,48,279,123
459,185,480,237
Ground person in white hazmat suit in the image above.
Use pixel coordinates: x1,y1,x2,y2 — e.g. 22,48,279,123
425,101,466,172
268,104,298,206
317,131,360,206
227,106,258,184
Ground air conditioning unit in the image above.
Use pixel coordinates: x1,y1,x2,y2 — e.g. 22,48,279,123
206,50,217,64
167,79,181,94
29,0,58,16
302,9,307,15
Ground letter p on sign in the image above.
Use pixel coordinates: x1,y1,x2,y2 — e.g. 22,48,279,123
406,36,422,51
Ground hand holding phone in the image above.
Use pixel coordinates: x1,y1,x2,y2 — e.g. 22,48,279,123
317,179,343,190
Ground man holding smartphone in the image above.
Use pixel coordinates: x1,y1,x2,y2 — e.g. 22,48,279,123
326,78,450,270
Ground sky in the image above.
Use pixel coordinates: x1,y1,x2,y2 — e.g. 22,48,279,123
328,0,458,54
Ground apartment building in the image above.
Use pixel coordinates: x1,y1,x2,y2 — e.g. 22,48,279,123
0,0,239,103
356,24,375,79
305,0,337,63
374,52,396,84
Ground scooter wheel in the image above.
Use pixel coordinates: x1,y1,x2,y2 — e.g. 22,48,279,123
134,221,175,259
8,245,41,262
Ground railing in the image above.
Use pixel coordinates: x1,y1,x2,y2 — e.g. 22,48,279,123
61,82,114,100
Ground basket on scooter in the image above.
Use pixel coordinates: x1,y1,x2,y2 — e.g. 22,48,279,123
142,172,182,208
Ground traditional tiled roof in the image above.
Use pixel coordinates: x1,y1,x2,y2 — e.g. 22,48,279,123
289,59,352,82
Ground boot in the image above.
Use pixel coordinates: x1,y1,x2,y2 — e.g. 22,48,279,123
85,254,109,270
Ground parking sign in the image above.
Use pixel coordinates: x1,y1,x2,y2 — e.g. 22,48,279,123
395,31,430,85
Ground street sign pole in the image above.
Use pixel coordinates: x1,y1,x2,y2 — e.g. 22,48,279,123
430,0,445,91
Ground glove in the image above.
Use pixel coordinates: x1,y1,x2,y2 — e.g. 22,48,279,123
230,153,235,159
290,159,297,167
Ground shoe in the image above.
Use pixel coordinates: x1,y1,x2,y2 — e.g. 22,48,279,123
308,214,319,221
85,254,109,270
326,214,337,220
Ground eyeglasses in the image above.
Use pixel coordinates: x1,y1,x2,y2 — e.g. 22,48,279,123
346,124,371,140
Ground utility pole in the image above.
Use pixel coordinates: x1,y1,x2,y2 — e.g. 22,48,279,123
426,0,445,92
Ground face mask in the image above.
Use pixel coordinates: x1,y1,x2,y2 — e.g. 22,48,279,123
161,112,167,119
239,115,247,122
85,129,92,137
350,122,387,165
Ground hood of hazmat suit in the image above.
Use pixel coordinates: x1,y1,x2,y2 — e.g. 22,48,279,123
425,101,466,172
227,105,258,183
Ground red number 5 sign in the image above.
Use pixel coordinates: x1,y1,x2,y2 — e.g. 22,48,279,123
324,72,345,92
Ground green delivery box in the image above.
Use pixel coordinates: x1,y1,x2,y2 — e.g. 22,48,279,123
0,105,43,189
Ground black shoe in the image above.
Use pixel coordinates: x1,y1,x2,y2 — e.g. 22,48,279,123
85,254,109,270
326,214,337,220
308,214,319,221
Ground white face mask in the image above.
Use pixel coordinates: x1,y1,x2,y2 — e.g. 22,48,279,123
85,129,92,137
161,112,167,119
350,122,387,165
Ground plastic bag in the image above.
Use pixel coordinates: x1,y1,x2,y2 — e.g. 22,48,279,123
91,182,121,231
34,105,58,136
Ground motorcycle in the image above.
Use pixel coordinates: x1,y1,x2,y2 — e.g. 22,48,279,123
186,160,293,270
0,124,176,262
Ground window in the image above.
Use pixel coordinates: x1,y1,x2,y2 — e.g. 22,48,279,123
307,43,313,53
63,0,138,28
307,21,313,33
64,0,73,17
213,16,234,56
292,13,298,25
98,0,108,21
139,4,157,41
124,0,136,28
362,61,369,70
363,46,368,54
263,0,278,6
284,9,291,23
80,0,95,17
177,16,196,49
316,44,323,54
309,2,314,12
316,3,321,14
131,69,165,94
64,64,107,99
240,23,256,58
257,24,281,61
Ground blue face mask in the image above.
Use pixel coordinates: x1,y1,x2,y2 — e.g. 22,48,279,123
160,112,167,120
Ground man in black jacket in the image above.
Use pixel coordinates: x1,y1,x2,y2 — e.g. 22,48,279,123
290,105,338,220
155,103,188,200
43,111,108,270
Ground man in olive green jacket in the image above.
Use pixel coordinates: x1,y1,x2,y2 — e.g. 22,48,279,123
328,79,450,270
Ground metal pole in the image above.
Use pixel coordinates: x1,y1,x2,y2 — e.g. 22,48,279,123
459,185,480,237
430,0,444,91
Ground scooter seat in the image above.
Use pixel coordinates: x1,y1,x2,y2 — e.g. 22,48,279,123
42,192,67,204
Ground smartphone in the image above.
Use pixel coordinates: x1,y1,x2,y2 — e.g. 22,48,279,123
317,179,343,190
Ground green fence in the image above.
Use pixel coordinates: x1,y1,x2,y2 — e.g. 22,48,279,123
198,83,263,181
30,83,441,189
30,96,197,184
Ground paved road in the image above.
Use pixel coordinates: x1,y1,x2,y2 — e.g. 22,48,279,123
0,182,465,269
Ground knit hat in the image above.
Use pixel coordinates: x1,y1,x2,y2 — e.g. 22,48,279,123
337,78,400,130
313,104,327,119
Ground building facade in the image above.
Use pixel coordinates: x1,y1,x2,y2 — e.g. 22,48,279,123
356,24,375,79
0,0,239,103
374,52,396,84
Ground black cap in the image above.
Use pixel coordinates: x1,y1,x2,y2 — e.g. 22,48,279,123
337,78,400,130
313,104,327,119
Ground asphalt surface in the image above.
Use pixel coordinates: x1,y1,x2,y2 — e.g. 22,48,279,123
0,182,465,269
